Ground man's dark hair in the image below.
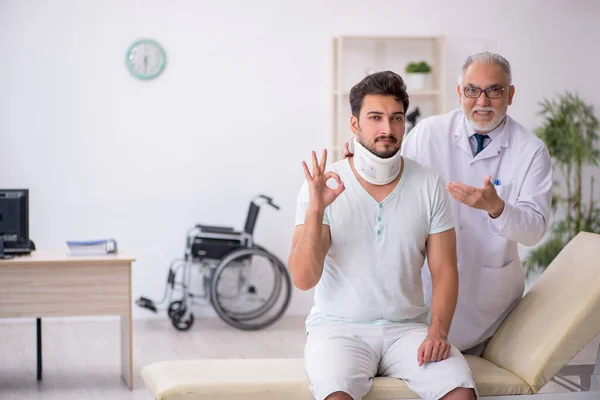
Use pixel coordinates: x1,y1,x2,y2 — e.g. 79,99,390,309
349,71,410,118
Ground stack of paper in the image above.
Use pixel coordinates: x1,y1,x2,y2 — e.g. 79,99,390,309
66,239,118,256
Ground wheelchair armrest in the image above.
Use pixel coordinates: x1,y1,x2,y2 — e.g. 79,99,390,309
195,224,236,234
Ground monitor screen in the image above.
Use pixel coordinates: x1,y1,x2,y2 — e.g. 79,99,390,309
0,189,32,257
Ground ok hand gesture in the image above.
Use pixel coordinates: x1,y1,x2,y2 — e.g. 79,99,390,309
302,149,345,213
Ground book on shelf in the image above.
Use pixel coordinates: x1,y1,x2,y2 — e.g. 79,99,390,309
66,238,118,256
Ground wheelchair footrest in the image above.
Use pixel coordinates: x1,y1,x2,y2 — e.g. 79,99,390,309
136,296,158,313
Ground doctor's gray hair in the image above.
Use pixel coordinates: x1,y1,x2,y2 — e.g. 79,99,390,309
458,52,512,86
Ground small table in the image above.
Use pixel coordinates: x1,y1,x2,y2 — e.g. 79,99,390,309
0,250,136,389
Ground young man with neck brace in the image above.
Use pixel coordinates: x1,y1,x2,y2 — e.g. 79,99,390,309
343,53,552,357
289,71,477,400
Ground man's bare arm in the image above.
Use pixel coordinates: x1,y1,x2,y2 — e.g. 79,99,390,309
289,148,343,291
288,212,331,291
426,228,458,340
417,228,458,366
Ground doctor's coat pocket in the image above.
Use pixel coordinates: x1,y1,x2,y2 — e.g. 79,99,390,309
477,259,522,313
494,182,514,202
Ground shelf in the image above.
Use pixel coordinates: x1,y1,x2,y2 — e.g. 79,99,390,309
336,35,443,41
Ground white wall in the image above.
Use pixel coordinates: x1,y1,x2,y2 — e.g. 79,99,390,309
1,0,599,319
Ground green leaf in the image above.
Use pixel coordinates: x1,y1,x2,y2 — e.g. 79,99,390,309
405,61,432,73
529,91,600,274
523,235,567,278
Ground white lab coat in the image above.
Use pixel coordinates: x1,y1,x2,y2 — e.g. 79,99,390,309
401,108,553,351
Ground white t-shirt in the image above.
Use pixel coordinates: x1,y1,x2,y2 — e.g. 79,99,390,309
295,157,454,328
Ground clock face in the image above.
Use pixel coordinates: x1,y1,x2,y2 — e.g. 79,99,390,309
126,39,166,80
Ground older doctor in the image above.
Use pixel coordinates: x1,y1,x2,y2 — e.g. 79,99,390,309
344,52,553,355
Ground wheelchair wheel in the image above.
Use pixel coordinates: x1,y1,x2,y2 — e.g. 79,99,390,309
210,247,292,330
170,301,195,331
219,247,284,322
171,312,194,331
168,300,184,319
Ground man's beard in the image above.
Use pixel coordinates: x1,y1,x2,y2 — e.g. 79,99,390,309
357,131,399,159
463,105,506,133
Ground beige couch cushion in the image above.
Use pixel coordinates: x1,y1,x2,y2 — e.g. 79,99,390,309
482,231,600,392
140,356,532,400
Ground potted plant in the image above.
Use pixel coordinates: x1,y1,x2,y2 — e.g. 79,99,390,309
405,61,432,91
523,92,600,277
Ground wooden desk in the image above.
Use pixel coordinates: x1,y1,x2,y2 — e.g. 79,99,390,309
0,250,136,389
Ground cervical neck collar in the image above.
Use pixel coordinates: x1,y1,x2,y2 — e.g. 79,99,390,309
351,137,402,185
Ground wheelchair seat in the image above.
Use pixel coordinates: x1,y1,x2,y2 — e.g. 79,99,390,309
195,225,236,234
190,200,265,262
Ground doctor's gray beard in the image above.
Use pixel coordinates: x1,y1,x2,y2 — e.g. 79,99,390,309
464,105,506,133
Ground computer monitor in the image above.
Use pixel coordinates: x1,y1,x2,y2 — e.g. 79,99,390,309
0,189,34,259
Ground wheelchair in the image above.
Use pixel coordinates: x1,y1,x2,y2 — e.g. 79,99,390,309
136,194,293,331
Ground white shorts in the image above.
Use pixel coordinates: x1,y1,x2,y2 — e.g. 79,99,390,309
304,321,477,400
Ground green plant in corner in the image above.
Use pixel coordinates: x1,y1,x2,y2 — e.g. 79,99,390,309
524,92,600,277
405,61,432,74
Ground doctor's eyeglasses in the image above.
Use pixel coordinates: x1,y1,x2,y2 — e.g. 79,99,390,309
463,86,508,99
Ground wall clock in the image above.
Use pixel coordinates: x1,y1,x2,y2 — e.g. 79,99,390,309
125,39,166,80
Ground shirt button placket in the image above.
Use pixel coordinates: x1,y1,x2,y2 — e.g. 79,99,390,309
376,204,383,241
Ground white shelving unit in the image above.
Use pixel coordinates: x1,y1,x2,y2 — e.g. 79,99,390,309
331,35,446,161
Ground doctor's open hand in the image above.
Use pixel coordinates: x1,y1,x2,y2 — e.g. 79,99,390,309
446,175,505,218
302,149,345,213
